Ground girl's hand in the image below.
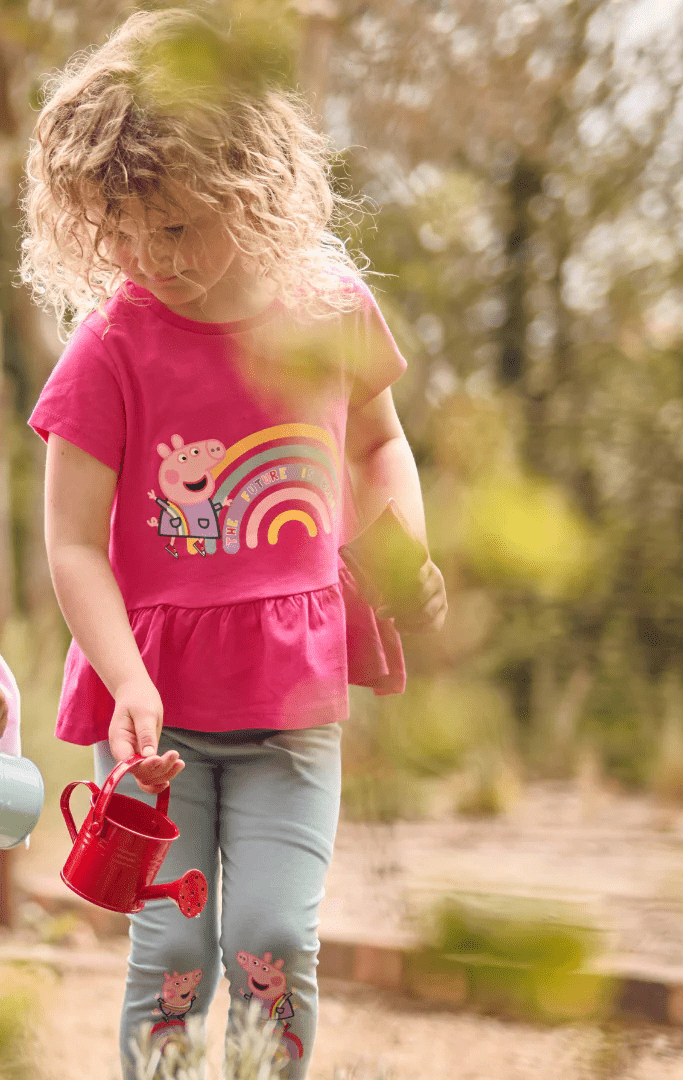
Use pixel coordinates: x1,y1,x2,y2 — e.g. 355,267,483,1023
109,679,184,793
0,685,7,740
376,558,448,634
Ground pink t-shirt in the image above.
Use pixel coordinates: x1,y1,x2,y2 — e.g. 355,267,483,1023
29,280,406,744
0,654,21,757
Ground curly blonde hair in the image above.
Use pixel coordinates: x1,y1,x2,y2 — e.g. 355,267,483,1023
20,7,366,336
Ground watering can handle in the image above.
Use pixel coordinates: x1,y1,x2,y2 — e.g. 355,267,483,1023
91,756,170,829
60,780,101,843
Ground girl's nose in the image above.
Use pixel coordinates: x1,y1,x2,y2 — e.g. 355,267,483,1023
134,235,174,278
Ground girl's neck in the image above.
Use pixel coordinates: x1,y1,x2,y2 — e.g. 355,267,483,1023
160,278,278,325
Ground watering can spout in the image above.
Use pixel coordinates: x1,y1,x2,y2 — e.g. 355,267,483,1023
139,870,208,918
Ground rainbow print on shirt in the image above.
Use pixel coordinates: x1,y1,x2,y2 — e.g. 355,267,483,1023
211,424,339,555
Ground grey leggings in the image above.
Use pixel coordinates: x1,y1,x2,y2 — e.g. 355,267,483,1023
94,722,342,1080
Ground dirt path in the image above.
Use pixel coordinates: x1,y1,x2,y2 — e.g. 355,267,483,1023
26,961,683,1080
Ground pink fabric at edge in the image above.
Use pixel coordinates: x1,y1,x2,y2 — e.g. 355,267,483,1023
0,654,21,757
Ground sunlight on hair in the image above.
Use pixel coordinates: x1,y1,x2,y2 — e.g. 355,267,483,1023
20,7,366,338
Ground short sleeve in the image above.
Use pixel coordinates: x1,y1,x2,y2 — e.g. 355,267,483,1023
348,284,407,410
28,322,125,474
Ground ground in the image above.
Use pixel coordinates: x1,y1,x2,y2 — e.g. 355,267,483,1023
21,960,683,1080
9,779,683,1079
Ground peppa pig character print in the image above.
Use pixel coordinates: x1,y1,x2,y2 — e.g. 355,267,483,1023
150,968,203,1047
236,949,303,1060
147,434,229,558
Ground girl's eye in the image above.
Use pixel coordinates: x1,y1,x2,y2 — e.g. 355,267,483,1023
164,225,185,237
190,447,200,456
178,454,187,462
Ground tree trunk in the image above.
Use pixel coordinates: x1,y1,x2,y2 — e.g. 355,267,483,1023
498,159,542,385
0,850,16,929
296,0,339,105
552,663,593,753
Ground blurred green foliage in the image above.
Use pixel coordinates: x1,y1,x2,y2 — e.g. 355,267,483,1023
463,473,597,598
5,0,683,814
342,678,518,821
412,899,611,1024
331,0,683,800
138,1,298,107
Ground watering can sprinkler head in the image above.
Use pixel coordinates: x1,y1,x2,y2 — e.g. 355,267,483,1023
139,869,207,917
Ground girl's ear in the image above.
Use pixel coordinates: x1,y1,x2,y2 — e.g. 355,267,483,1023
171,434,185,449
157,443,172,459
274,958,285,969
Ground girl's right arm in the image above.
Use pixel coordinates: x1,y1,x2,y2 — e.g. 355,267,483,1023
45,434,183,792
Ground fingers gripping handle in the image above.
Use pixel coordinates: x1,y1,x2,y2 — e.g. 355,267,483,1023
63,757,171,841
93,755,170,825
93,755,145,824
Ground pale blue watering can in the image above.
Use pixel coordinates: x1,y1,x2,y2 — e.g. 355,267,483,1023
0,752,44,849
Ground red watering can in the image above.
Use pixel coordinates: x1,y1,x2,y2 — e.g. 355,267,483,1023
60,755,207,918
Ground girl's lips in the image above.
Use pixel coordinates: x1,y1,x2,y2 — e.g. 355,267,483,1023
151,275,177,283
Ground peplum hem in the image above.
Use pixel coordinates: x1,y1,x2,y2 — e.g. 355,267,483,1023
339,564,406,696
55,579,405,746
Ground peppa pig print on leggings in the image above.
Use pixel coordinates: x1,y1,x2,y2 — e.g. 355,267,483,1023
150,967,203,1048
236,949,304,1061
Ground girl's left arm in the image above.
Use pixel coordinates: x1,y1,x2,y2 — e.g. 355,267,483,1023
345,386,447,632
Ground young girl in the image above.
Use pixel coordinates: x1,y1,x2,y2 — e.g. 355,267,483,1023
22,9,446,1078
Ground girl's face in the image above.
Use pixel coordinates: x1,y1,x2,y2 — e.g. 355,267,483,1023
110,190,260,321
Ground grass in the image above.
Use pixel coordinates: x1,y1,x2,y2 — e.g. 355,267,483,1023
130,999,408,1080
0,964,55,1080
131,999,286,1080
451,749,521,818
341,677,516,824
